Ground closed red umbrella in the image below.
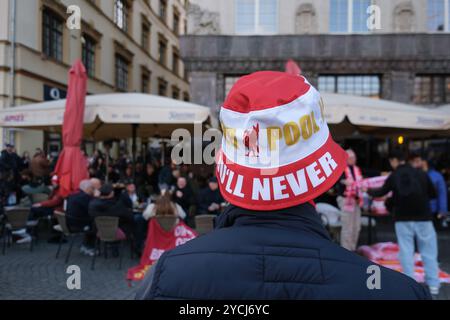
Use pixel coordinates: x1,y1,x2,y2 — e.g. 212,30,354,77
54,59,89,197
285,59,302,76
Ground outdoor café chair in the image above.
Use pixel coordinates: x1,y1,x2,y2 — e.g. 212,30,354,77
54,211,87,264
2,207,37,254
195,215,216,235
316,203,342,243
91,216,127,270
155,215,178,232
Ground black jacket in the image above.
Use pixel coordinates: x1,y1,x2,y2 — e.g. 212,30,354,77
174,186,194,212
89,197,134,234
197,187,224,215
368,164,436,221
136,204,430,300
66,191,92,230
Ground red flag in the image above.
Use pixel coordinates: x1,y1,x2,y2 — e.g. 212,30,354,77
54,60,89,197
127,218,197,281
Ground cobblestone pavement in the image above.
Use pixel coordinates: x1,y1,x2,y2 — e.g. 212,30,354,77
1,222,450,300
0,234,140,300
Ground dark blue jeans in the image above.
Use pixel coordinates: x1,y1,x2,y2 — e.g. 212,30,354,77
29,206,54,220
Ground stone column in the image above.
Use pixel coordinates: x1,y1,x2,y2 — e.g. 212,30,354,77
383,71,415,104
189,71,220,118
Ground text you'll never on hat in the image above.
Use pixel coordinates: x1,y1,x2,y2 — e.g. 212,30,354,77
216,71,348,211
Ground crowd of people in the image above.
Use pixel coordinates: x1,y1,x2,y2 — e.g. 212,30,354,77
1,140,449,295
0,145,224,256
316,148,448,295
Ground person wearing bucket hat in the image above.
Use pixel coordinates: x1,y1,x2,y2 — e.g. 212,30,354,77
136,71,430,300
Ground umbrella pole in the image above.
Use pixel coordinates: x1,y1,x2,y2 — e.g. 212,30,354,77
161,140,166,165
105,144,110,183
132,124,138,179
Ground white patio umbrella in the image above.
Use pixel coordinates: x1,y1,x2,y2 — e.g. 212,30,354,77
0,93,212,176
0,93,211,140
321,93,450,138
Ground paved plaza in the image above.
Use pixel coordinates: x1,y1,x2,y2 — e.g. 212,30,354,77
0,235,139,300
1,222,450,300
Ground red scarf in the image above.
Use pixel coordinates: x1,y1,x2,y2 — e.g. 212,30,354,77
343,165,363,212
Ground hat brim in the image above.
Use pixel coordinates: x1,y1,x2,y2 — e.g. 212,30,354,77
216,134,348,211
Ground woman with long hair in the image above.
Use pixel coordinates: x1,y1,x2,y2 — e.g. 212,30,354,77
143,192,186,220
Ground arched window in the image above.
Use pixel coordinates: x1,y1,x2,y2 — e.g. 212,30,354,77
235,0,278,34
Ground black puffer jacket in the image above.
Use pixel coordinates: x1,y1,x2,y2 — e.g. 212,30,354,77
136,204,430,300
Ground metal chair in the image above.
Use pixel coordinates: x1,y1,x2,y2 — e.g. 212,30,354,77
155,215,178,232
54,211,86,264
91,216,127,270
2,207,37,254
30,193,52,236
195,215,216,235
316,203,342,243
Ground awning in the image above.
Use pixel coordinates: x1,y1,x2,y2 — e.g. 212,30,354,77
321,93,450,131
0,93,211,140
320,93,450,139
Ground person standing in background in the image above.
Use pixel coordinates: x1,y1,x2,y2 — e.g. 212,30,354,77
30,149,50,182
410,154,448,228
20,151,31,171
368,150,439,296
336,149,363,251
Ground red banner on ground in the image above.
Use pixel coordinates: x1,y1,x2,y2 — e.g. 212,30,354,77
358,242,450,284
127,218,197,281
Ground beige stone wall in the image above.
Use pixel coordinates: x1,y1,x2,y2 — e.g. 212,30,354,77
189,0,439,35
0,0,190,154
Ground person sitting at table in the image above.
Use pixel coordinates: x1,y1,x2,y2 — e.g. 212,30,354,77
119,183,140,211
120,165,134,186
119,182,147,255
29,175,64,220
66,179,96,256
28,175,64,243
197,176,224,216
143,191,186,221
173,176,194,215
139,163,159,199
90,178,102,198
20,169,51,202
107,165,120,184
89,183,134,239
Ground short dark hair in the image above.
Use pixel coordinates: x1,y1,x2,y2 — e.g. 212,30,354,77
408,152,422,162
388,149,405,161
99,183,114,196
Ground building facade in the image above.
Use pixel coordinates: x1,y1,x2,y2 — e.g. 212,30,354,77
182,0,450,118
0,0,190,154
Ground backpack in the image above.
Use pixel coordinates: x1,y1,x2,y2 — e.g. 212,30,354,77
394,169,423,203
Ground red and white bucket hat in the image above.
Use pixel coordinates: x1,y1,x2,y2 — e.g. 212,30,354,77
216,71,348,211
